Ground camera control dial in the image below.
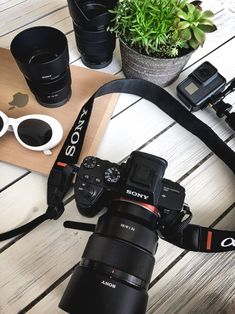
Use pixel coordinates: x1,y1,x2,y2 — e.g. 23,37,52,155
104,167,121,183
83,156,97,169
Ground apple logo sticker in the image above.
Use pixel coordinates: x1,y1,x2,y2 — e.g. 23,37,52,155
9,92,29,110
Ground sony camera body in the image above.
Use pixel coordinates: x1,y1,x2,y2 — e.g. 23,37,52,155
74,151,185,218
177,61,226,112
60,151,187,314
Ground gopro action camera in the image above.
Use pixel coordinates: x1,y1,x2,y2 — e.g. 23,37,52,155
177,61,226,112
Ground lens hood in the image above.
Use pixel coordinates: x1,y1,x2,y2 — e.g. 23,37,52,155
67,0,117,27
11,26,69,81
67,0,117,68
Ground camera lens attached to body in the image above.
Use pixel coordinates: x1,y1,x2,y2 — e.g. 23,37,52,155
10,26,72,107
59,151,186,314
67,0,117,69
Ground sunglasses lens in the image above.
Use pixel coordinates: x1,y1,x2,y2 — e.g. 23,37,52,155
18,119,52,147
0,116,3,132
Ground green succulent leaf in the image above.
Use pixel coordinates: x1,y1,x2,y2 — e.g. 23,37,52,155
187,3,196,15
177,8,189,20
199,24,217,32
178,21,191,29
188,37,200,49
201,10,214,18
192,25,205,45
193,9,202,20
198,18,214,26
179,28,192,41
190,1,202,6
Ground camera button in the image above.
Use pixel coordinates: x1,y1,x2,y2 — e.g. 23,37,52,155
79,183,96,199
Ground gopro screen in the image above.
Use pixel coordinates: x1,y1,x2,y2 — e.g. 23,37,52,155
185,82,198,95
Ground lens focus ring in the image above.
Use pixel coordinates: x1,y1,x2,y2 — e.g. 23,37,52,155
80,259,148,289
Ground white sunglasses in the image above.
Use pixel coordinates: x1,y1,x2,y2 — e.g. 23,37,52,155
0,111,63,155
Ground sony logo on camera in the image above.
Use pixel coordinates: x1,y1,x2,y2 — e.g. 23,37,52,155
126,189,150,200
65,108,88,157
101,280,116,289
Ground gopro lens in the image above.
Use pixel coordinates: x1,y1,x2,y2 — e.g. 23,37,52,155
194,61,217,83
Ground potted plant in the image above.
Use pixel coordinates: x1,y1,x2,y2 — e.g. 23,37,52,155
110,0,217,86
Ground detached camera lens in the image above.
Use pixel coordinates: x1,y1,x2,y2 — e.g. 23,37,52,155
67,0,117,69
10,26,71,107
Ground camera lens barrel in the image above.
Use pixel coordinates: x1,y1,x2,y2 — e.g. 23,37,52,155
67,0,117,69
10,26,71,107
59,201,158,314
73,22,116,68
25,68,72,107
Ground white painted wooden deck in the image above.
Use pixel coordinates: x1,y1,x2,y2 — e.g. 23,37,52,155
0,1,234,313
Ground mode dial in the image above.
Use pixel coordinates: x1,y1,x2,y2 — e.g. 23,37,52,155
104,167,121,183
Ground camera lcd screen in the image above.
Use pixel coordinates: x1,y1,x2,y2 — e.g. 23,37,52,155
185,82,199,95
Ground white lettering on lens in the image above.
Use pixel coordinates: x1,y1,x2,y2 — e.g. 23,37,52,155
42,75,52,79
101,281,116,289
120,223,135,232
126,189,149,200
65,108,88,157
221,238,235,247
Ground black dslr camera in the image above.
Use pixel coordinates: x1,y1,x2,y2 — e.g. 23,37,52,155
59,151,187,314
177,61,235,131
74,151,185,217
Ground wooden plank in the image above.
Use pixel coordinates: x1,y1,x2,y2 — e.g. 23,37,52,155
0,162,28,190
0,0,67,36
147,208,235,314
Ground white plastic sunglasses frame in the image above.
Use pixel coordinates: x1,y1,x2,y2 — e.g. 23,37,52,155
0,111,63,155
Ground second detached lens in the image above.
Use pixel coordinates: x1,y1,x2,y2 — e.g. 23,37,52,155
67,0,117,69
10,26,72,107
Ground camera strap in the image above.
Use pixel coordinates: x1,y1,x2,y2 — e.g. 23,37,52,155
1,78,234,253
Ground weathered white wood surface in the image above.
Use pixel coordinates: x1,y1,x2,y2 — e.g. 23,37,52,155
0,0,234,313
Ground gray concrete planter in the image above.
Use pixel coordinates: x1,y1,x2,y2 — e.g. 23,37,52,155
119,39,194,87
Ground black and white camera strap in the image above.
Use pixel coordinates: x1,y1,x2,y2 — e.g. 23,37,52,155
0,78,234,252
